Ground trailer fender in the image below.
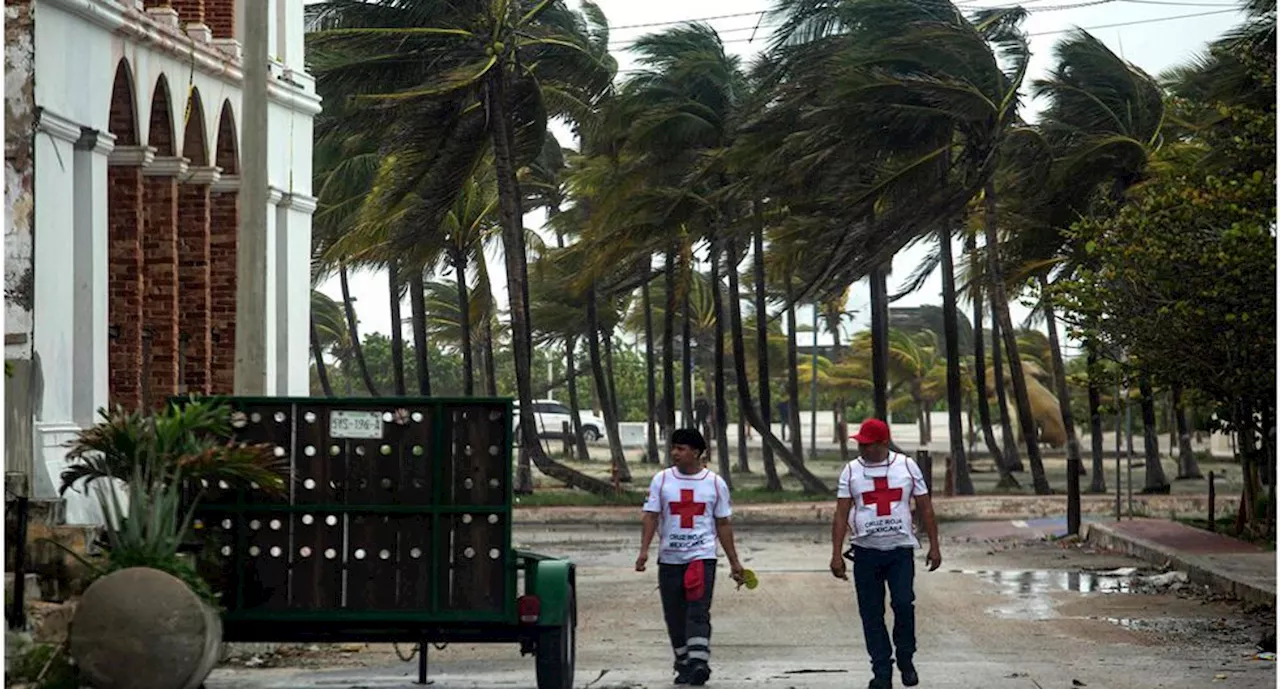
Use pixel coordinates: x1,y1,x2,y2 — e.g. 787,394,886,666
530,560,576,627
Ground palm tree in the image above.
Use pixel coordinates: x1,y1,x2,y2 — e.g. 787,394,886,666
310,289,349,397
1010,29,1173,507
307,0,617,494
938,223,974,493
758,2,1041,487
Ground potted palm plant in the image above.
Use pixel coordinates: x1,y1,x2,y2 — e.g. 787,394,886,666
56,398,285,689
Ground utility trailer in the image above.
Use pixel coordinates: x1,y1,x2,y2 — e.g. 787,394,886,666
179,396,576,688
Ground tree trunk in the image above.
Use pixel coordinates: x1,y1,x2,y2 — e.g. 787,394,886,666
682,285,694,429
870,266,890,421
310,317,334,397
939,226,973,494
752,202,780,490
785,289,804,461
830,325,849,462
409,269,432,396
726,237,827,494
565,335,591,461
736,403,749,473
990,288,1023,472
1139,375,1170,493
482,313,498,397
1086,340,1107,493
388,263,407,396
969,240,1016,487
642,277,660,464
453,247,475,396
1040,274,1081,531
1172,385,1202,479
587,286,631,483
489,73,614,495
339,263,380,397
983,184,1050,494
663,245,678,449
709,238,733,488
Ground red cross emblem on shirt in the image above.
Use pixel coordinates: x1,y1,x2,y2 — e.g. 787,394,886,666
669,489,706,529
862,476,903,516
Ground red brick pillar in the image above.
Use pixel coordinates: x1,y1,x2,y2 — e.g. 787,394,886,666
179,167,219,395
106,147,154,411
170,0,204,26
209,175,239,394
206,0,234,40
142,157,188,407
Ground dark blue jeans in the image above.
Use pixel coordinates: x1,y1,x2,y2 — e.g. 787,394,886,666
851,545,916,680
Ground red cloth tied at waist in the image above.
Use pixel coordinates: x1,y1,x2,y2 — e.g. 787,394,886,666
684,559,706,601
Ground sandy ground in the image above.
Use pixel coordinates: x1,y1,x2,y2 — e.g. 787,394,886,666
208,521,1276,689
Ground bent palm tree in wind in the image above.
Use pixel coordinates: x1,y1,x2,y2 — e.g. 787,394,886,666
307,0,618,494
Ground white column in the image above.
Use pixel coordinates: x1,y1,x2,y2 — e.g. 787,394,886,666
73,128,115,427
277,192,315,395
31,110,82,499
32,111,80,425
263,186,283,394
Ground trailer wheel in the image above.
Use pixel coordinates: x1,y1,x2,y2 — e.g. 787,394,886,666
535,587,575,689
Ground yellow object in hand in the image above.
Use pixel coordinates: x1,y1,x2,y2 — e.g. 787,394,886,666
740,569,758,590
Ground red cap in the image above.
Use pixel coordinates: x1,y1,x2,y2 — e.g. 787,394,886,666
851,418,890,444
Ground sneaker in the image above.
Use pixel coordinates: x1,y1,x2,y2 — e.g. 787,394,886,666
688,663,711,686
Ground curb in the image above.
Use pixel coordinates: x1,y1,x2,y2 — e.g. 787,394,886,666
1082,522,1276,609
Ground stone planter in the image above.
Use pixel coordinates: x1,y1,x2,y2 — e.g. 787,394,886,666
70,567,222,689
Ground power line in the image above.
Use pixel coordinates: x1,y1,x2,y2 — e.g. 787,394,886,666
609,6,1241,56
1025,7,1240,34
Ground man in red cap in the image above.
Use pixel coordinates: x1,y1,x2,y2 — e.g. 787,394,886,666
830,418,941,689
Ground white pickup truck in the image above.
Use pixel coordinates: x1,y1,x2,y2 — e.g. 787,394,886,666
513,399,606,442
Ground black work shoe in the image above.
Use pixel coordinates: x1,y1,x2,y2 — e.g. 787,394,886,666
868,677,893,689
688,663,711,686
674,662,691,684
900,662,919,687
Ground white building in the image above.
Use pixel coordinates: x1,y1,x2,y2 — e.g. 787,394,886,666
4,0,319,523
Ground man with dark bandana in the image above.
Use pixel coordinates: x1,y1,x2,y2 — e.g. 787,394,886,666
636,428,744,685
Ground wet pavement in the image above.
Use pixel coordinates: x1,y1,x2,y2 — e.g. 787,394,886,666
208,522,1276,689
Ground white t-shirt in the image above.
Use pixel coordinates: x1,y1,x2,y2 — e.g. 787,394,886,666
837,453,929,550
642,467,732,564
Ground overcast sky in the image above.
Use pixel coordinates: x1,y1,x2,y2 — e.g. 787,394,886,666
316,0,1246,354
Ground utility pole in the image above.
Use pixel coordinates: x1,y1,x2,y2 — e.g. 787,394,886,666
235,0,270,394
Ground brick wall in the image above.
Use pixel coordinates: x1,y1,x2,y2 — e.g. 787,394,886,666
206,0,234,40
170,0,204,25
178,183,211,394
108,166,144,410
143,175,179,406
209,189,237,393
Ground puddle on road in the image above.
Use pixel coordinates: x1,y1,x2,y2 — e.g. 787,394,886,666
957,569,1143,620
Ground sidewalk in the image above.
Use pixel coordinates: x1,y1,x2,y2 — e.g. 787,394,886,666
1082,518,1276,608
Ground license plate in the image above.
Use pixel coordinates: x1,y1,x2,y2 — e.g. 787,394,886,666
329,410,383,439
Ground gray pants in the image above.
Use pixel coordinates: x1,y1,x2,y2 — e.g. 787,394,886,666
658,560,717,670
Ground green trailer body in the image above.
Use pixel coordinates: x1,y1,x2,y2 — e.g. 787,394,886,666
173,396,577,688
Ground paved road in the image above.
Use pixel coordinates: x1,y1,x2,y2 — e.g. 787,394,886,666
209,522,1275,689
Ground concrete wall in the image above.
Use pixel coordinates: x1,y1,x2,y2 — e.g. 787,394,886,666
6,2,38,482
